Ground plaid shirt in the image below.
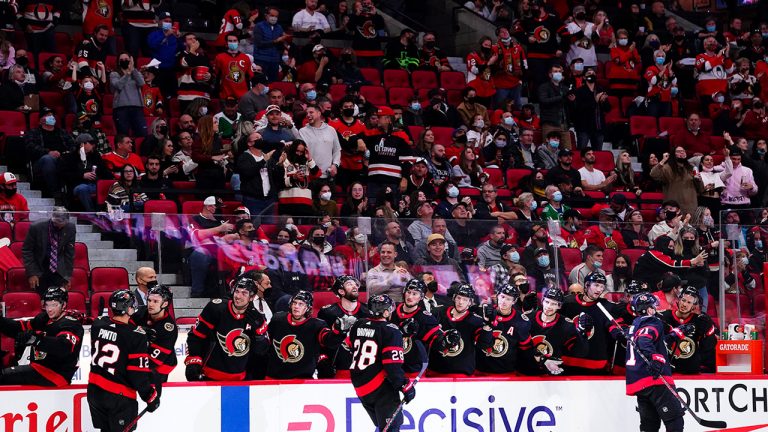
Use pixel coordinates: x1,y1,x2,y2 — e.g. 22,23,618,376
72,127,110,155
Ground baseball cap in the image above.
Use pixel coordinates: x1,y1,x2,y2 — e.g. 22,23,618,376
224,96,238,107
500,243,515,256
312,44,326,53
558,148,573,158
376,106,395,116
75,133,95,145
451,202,469,212
610,194,627,205
203,196,218,206
158,11,171,20
0,172,17,185
534,247,549,256
413,157,428,166
427,233,446,244
266,104,282,114
234,206,251,216
599,207,617,218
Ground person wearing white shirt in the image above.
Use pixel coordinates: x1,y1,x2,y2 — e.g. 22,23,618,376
251,271,274,323
578,147,616,192
366,242,413,302
298,106,341,178
292,0,331,33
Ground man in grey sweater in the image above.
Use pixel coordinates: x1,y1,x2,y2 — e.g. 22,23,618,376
476,225,506,271
298,106,340,179
109,54,148,137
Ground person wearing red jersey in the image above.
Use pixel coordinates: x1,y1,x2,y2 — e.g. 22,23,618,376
643,50,678,118
82,0,114,39
695,37,733,104
140,66,163,116
465,37,497,106
213,32,253,100
607,29,641,97
214,5,249,47
492,27,526,110
0,172,29,223
177,33,213,110
328,95,367,188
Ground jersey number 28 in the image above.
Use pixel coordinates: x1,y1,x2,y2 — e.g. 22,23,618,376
350,339,379,371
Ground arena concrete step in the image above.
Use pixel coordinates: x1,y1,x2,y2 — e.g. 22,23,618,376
20,189,40,198
75,224,94,233
169,285,191,298
27,197,55,206
126,273,180,285
81,240,114,249
76,232,104,242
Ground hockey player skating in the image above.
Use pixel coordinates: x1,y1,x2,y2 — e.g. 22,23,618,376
476,283,534,375
0,287,84,386
88,290,160,432
185,277,268,381
349,294,415,432
129,285,179,385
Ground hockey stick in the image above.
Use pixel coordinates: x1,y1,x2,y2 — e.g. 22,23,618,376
596,303,727,429
382,361,429,432
122,406,149,432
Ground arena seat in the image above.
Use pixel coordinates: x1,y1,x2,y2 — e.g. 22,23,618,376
329,84,347,101
2,292,41,318
99,116,117,135
75,242,90,273
360,85,387,106
658,117,685,136
484,167,507,192
407,125,424,141
312,291,338,316
639,192,664,209
388,87,414,106
9,241,22,260
359,67,381,86
0,111,26,136
67,292,87,314
602,248,616,273
268,81,297,97
96,180,113,207
630,116,658,139
69,268,89,297
700,118,713,134
103,94,114,114
5,267,28,293
506,168,533,189
182,201,204,216
559,248,582,273
440,71,466,90
605,96,626,125
411,70,438,90
91,267,129,293
383,69,410,89
0,221,10,240
54,32,73,55
89,292,113,318
430,127,454,146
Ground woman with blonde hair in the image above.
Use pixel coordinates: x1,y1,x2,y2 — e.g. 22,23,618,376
613,150,641,195
191,115,230,193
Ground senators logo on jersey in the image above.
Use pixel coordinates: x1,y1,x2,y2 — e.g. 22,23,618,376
487,330,510,357
441,337,464,357
532,335,554,360
96,0,111,18
669,336,695,360
402,336,413,354
217,329,251,357
357,20,376,39
274,335,305,363
228,61,244,83
533,26,550,43
143,92,153,108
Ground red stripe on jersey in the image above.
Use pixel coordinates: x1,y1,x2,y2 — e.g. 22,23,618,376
626,375,674,396
150,357,175,374
381,346,401,352
57,331,80,351
354,370,386,398
21,321,32,331
198,316,214,329
192,328,208,339
128,353,148,359
126,365,149,372
30,363,68,387
382,358,404,364
561,356,608,369
422,326,439,344
150,343,172,354
203,365,245,381
89,372,137,399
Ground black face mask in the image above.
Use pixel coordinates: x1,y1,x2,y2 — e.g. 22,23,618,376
665,210,678,221
312,235,326,246
674,34,685,41
585,75,597,83
263,287,273,298
426,281,438,293
81,120,92,129
575,12,586,20
534,179,547,188
119,59,131,69
145,280,159,290
3,188,16,197
158,125,168,135
424,41,436,49
481,47,492,56
614,266,629,276
676,156,688,164
295,155,307,164
455,135,467,144
245,230,258,239
683,239,696,250
252,139,264,149
342,108,355,117
518,282,530,294
15,56,28,67
322,109,332,118
466,97,476,104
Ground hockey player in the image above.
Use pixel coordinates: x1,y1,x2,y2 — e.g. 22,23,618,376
185,278,268,381
477,283,534,374
626,293,684,432
350,294,415,432
525,288,586,375
265,291,354,379
429,283,493,376
561,271,626,375
88,290,160,432
317,276,371,378
660,286,716,374
0,287,84,386
129,285,179,384
391,279,456,374
609,280,651,370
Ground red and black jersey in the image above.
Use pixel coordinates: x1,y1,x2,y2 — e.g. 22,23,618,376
177,51,213,102
521,13,563,59
129,307,179,382
75,37,107,70
213,51,252,99
141,83,163,116
391,303,442,373
186,298,268,381
349,318,407,398
88,317,153,400
525,311,586,375
0,312,83,386
18,0,60,33
428,306,493,376
328,118,367,171
120,0,159,28
660,310,717,374
561,294,625,372
75,88,102,117
82,0,114,35
626,315,673,395
363,133,415,183
317,301,371,372
476,307,533,374
266,312,345,379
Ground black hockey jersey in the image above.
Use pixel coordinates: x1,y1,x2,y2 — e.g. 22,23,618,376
89,317,153,400
561,294,625,371
317,301,371,374
660,310,717,374
626,315,673,395
476,307,533,374
186,299,268,381
363,133,414,183
129,307,179,381
525,311,586,375
0,312,83,386
391,303,441,373
349,318,407,398
266,312,345,379
429,306,493,376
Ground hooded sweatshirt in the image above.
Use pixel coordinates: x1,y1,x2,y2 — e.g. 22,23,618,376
299,122,341,178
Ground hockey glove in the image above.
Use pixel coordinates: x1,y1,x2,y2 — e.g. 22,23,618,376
142,385,161,413
143,327,158,344
574,312,594,338
245,305,264,328
334,315,357,333
665,323,695,344
399,318,419,337
481,303,496,326
438,329,461,352
401,380,416,404
15,331,39,347
185,357,204,382
646,356,666,379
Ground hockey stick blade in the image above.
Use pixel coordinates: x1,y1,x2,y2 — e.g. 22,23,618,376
123,407,149,432
382,361,429,432
595,303,727,430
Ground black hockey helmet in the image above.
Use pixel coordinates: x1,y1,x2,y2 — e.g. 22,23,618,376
496,283,520,298
630,293,659,315
403,278,427,297
290,290,314,316
148,284,173,303
332,275,360,296
43,286,68,304
626,280,649,295
542,287,564,304
230,277,257,296
453,283,476,300
584,271,607,286
678,286,700,303
369,294,395,317
110,289,136,316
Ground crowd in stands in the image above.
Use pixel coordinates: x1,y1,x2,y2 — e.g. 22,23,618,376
0,0,766,377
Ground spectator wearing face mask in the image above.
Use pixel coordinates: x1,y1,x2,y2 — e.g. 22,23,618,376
25,108,74,198
491,27,526,109
534,131,560,169
465,37,497,106
147,12,182,98
0,172,29,223
562,5,598,68
72,111,110,155
457,86,489,128
422,88,462,128
642,49,677,118
538,64,572,149
110,52,147,137
213,33,253,100
651,146,699,216
570,70,610,150
607,29,641,97
695,36,733,103
541,185,571,223
634,236,707,289
253,7,287,83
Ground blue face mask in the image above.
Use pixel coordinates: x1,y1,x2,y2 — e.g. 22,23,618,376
227,42,239,51
503,117,515,126
758,148,766,155
552,72,563,83
573,62,584,71
549,140,560,149
306,90,317,101
537,255,550,267
552,191,563,202
655,57,665,65
509,251,520,263
617,39,628,46
592,260,603,269
670,87,678,96
161,22,172,31
44,115,56,126
447,186,459,198
756,240,763,249
410,102,421,111
262,85,270,95
706,25,716,32
530,200,537,211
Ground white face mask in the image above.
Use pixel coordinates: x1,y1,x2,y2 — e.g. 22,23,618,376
474,120,485,129
320,191,332,201
83,81,95,91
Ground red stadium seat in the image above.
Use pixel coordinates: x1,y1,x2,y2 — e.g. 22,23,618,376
484,167,505,189
440,71,466,90
360,85,387,106
144,199,179,215
506,168,534,189
658,117,685,136
269,81,297,97
99,116,117,135
407,126,424,142
700,118,713,134
103,94,114,114
388,87,414,106
411,70,438,90
622,249,645,268
54,32,73,55
0,111,26,136
0,221,10,239
5,267,28,292
69,268,89,297
609,191,636,203
329,84,347,101
75,242,90,273
630,116,658,138
2,292,41,318
640,209,657,223
39,91,64,113
430,127,454,146
9,241,22,260
446,90,463,106
639,192,664,209
605,96,626,125
90,292,113,318
312,291,338,316
13,221,31,241
755,294,765,315
182,201,204,216
91,267,129,292
96,180,113,207
592,151,616,172
67,292,87,314
584,190,606,200
710,136,726,152
560,248,583,274
602,248,616,273
383,69,409,88
359,67,381,86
